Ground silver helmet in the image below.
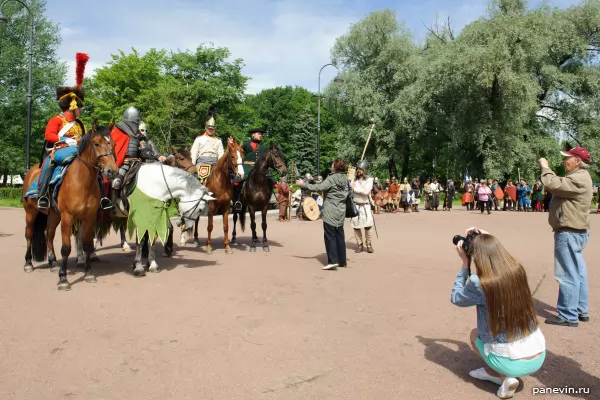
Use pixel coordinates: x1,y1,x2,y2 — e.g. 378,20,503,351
123,106,141,124
357,159,369,172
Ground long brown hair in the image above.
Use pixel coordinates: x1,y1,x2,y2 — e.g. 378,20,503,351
470,234,538,340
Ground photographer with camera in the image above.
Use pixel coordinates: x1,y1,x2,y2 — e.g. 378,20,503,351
451,228,546,399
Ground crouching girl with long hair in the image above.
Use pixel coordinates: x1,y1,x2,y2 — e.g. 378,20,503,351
451,228,546,399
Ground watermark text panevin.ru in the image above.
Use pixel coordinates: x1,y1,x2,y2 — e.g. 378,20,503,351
533,387,590,395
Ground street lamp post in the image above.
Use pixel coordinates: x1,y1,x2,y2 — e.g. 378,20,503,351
0,0,34,172
317,63,341,176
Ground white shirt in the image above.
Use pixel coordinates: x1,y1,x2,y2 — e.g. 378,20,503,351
352,177,373,204
430,182,440,193
190,135,224,164
485,328,546,359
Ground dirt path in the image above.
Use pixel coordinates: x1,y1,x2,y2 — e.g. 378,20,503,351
0,207,598,399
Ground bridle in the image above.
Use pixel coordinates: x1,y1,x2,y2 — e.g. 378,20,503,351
77,131,115,172
250,147,286,177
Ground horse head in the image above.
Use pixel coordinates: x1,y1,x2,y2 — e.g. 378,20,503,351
169,147,196,175
79,124,118,180
267,144,287,176
227,140,245,179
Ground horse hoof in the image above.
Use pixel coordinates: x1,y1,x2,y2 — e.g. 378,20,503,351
84,275,97,283
24,264,34,273
263,246,270,252
122,243,132,252
206,248,213,255
225,247,233,254
249,247,256,253
57,282,71,291
148,266,160,273
133,268,146,277
90,252,100,262
163,252,172,258
50,265,60,273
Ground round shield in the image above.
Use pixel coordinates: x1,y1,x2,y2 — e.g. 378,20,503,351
302,197,320,221
375,191,387,206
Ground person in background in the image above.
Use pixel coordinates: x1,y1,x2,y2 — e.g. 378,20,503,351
274,178,290,222
531,180,545,212
539,148,593,327
430,178,441,211
297,159,349,270
490,179,500,211
451,227,546,399
503,180,516,211
445,180,456,211
478,181,492,214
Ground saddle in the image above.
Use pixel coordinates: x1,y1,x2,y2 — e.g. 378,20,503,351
111,161,143,215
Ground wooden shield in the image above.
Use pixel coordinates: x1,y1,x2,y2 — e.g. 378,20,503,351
505,186,517,202
302,197,320,220
375,191,387,206
462,192,473,205
494,187,504,200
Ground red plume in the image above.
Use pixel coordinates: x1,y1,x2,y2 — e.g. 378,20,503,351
75,53,90,87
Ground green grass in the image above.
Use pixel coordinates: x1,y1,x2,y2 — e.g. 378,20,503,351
0,198,23,208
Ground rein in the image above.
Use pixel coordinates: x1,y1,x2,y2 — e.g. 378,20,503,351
159,164,205,226
77,133,114,172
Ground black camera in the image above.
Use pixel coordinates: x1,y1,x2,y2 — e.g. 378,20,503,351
452,231,481,273
452,231,479,255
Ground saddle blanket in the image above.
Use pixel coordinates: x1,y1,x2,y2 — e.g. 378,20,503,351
24,164,70,199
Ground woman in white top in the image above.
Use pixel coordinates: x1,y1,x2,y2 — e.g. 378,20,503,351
451,227,546,399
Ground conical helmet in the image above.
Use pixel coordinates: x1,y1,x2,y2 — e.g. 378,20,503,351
357,159,368,173
205,105,217,129
123,106,141,124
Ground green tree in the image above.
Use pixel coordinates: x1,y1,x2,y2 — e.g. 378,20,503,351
0,0,65,178
85,45,249,153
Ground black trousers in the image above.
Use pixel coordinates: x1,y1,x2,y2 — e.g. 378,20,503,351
479,199,491,213
323,222,346,266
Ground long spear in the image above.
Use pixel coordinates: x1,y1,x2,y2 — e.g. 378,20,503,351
360,118,376,161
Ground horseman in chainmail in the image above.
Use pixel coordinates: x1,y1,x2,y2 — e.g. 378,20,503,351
138,121,169,164
110,106,146,191
351,159,375,253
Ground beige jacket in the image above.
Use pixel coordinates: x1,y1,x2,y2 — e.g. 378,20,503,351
541,167,593,231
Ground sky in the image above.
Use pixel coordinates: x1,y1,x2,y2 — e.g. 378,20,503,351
45,0,581,94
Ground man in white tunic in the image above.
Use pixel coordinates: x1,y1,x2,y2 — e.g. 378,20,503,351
351,159,375,253
190,105,224,184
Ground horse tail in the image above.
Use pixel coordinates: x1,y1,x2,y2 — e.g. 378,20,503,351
31,213,48,262
239,202,247,232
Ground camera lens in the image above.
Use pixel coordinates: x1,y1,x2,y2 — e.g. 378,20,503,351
452,235,464,245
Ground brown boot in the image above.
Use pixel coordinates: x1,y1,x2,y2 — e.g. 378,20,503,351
354,229,364,253
365,228,374,253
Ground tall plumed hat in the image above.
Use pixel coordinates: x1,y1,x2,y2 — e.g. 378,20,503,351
57,53,89,112
205,105,217,129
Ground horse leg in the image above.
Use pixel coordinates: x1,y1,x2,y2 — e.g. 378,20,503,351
249,208,258,252
223,209,232,254
231,210,238,246
141,231,149,260
81,221,97,283
46,211,61,273
261,207,269,252
148,234,160,273
24,209,34,273
193,216,201,247
164,226,173,257
75,231,85,269
133,234,146,277
206,213,213,255
120,226,131,252
57,213,73,291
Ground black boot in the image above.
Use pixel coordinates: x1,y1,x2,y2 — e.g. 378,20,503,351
99,178,114,210
234,183,243,211
37,162,55,209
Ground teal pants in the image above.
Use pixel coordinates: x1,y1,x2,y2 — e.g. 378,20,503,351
475,338,545,378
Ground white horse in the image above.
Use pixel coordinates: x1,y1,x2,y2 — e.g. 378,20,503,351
119,163,215,276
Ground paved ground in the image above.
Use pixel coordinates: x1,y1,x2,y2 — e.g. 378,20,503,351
0,206,598,400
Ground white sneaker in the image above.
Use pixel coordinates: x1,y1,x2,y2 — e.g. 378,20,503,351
497,377,519,399
469,367,502,385
322,264,338,270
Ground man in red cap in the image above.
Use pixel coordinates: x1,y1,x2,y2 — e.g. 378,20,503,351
538,147,593,327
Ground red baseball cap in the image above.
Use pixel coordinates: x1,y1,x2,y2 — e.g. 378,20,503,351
560,147,591,163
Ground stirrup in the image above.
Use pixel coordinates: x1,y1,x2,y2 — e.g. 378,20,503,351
37,196,50,209
234,201,242,211
100,197,114,210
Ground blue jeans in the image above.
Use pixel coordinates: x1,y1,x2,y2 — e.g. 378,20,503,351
554,231,589,322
